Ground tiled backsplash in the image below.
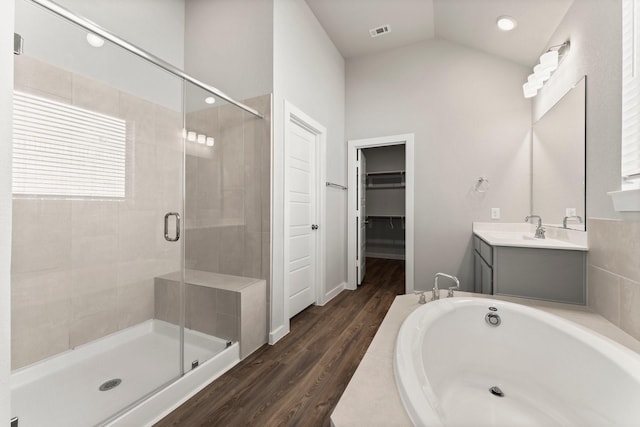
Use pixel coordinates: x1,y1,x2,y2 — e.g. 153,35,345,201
587,218,640,341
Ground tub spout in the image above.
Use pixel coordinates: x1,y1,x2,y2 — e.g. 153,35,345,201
434,273,460,298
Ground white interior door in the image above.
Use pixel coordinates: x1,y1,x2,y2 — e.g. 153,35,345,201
357,150,367,284
287,120,318,318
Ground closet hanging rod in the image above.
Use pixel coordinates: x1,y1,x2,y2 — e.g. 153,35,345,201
326,182,347,190
367,215,405,219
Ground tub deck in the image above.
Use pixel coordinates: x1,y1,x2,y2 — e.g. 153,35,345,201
330,291,640,426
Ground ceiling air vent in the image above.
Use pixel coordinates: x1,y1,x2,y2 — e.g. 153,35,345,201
369,25,391,38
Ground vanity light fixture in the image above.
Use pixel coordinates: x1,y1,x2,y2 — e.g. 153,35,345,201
86,32,105,48
184,129,215,148
204,96,216,105
496,16,517,32
522,41,570,99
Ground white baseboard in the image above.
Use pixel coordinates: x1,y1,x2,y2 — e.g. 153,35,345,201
317,282,346,306
268,325,288,345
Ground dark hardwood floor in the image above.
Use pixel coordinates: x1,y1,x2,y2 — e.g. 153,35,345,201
155,257,405,427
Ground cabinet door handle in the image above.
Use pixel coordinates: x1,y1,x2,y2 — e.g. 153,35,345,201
164,212,180,242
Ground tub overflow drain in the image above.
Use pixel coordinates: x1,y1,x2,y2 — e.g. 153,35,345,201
99,378,122,391
485,312,501,326
489,386,504,397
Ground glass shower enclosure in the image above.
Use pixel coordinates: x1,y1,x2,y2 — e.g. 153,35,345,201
10,0,266,425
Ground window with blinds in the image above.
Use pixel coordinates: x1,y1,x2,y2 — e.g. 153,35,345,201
622,0,640,189
12,91,126,198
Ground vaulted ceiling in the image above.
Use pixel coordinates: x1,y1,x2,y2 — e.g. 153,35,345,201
305,0,574,66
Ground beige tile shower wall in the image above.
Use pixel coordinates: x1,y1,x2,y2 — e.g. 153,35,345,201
11,56,183,369
587,218,640,341
184,94,271,282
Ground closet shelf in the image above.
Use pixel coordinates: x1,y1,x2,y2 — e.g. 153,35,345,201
366,170,405,176
367,183,406,189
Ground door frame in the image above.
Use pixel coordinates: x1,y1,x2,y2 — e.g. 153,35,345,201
281,100,326,326
347,134,415,293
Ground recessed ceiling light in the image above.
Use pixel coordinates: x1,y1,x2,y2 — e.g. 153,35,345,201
204,96,216,105
496,16,517,32
86,33,105,48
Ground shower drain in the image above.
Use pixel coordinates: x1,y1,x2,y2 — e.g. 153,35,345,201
99,378,122,391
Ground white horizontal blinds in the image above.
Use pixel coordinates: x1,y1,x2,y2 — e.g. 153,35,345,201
622,0,640,187
13,91,126,198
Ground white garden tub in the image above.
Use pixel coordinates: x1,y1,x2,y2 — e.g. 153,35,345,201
394,297,640,427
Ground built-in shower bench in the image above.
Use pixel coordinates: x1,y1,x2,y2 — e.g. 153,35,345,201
154,269,267,359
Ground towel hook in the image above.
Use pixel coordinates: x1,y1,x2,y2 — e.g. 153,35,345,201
474,177,489,193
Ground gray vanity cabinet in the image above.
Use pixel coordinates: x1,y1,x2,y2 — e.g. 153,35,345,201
473,237,493,294
473,235,586,304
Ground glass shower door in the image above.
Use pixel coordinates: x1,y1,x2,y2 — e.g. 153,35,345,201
11,1,186,425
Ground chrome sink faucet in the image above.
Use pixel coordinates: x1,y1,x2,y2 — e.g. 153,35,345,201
434,273,460,299
525,215,546,239
563,215,583,229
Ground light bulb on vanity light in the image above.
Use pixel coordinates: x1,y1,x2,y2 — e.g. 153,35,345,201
533,64,551,82
205,96,216,105
206,137,215,147
187,131,196,142
197,134,206,144
527,73,543,90
539,50,559,72
522,82,537,99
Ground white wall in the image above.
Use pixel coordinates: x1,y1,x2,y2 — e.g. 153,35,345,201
1,0,14,421
346,38,531,291
184,0,273,101
271,0,346,341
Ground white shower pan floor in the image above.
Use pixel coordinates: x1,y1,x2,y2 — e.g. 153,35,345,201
11,320,238,427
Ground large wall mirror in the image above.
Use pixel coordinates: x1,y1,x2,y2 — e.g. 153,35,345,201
532,76,586,231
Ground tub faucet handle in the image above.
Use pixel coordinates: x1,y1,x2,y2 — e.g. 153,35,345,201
414,290,426,304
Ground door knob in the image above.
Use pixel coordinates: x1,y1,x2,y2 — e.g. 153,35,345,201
311,224,319,230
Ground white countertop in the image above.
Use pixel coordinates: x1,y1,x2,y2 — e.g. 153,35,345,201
330,291,640,427
473,222,588,251
156,269,264,291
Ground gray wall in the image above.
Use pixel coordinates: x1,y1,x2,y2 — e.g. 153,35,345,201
346,38,531,291
46,0,186,68
534,0,640,339
15,0,185,110
184,0,273,101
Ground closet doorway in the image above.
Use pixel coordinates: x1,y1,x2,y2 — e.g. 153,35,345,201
347,134,414,294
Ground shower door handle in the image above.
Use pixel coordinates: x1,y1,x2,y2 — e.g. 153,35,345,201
164,212,181,242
